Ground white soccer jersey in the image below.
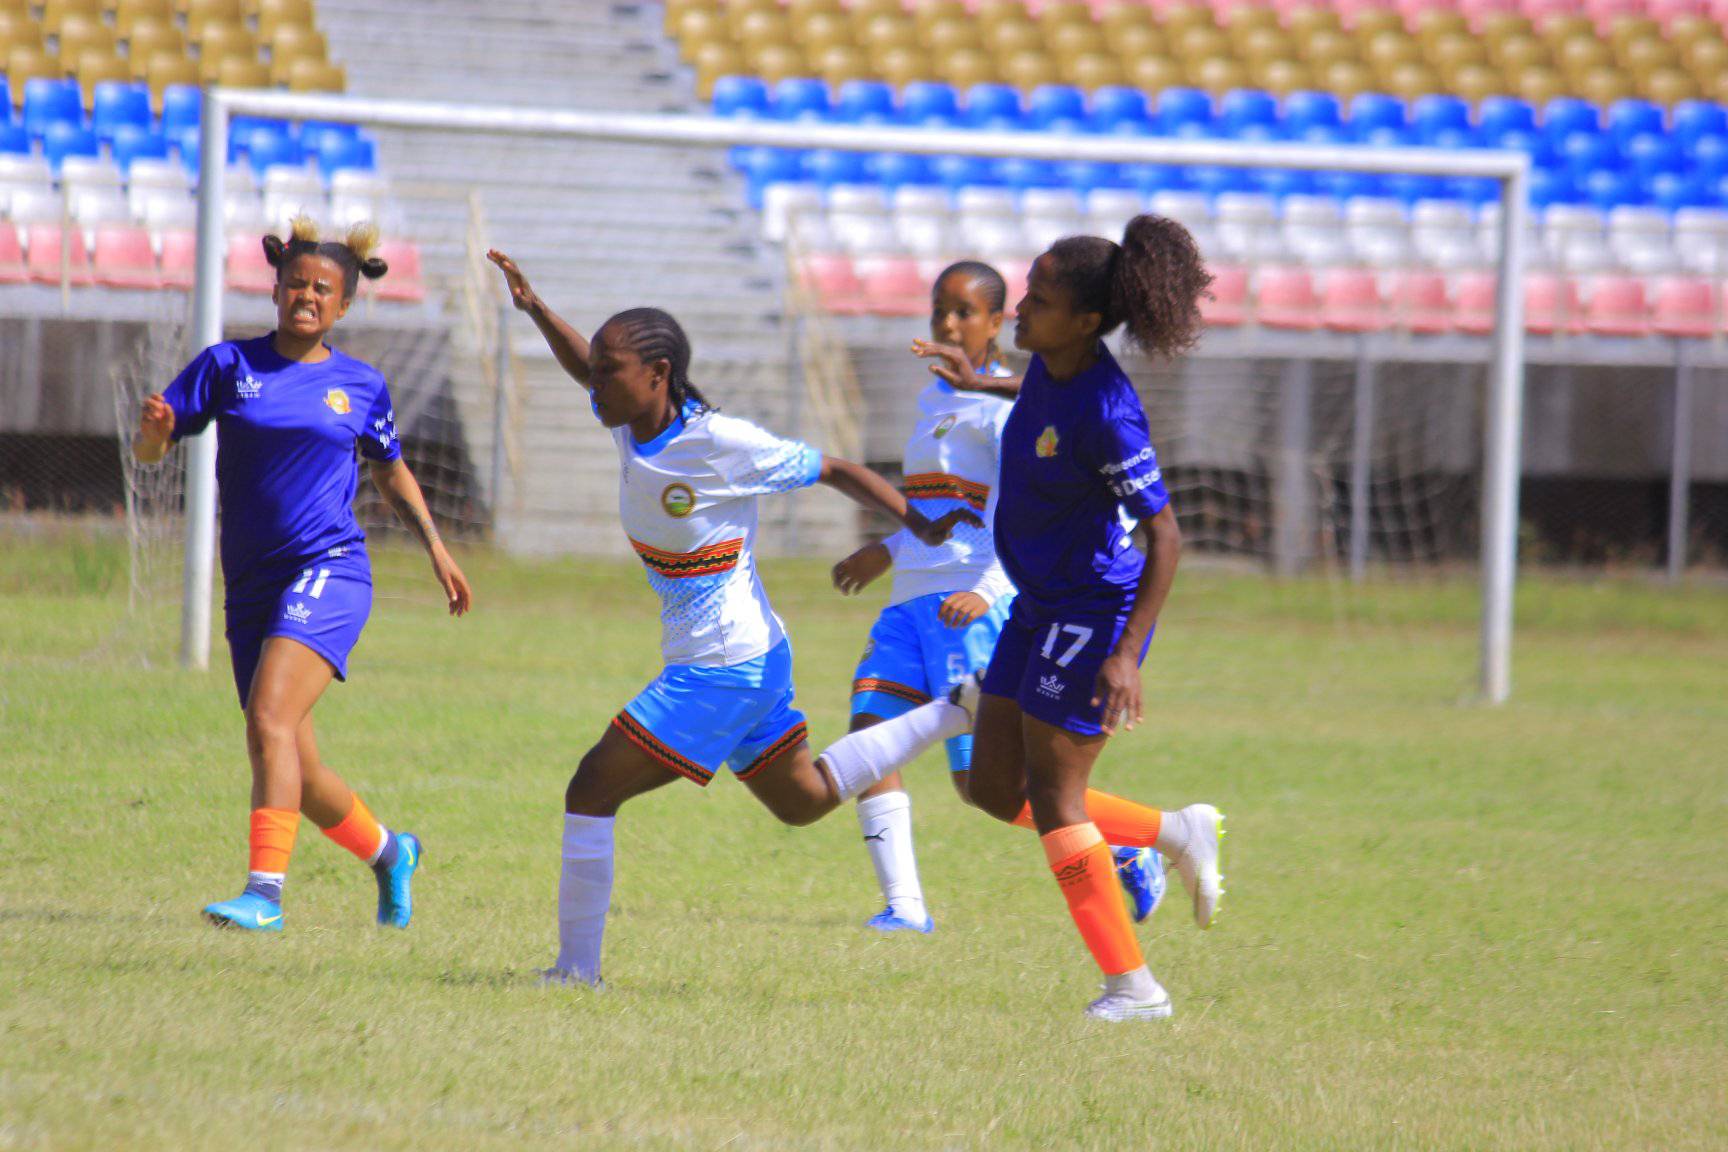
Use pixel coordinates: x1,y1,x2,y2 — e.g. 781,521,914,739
614,408,822,667
881,371,1016,608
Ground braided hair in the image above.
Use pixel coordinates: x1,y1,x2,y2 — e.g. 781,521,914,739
262,215,389,300
603,307,716,416
1044,215,1212,358
933,259,1009,368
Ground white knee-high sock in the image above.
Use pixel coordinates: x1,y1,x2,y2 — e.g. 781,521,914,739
817,698,971,801
556,813,614,984
857,790,925,921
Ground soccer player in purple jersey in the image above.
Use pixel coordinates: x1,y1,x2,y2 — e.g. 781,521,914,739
133,218,471,933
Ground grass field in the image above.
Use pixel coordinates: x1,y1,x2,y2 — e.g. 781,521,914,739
3,537,1725,1150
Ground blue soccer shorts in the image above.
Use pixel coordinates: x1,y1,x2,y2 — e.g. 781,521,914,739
225,553,374,708
612,639,810,786
851,591,1012,772
980,601,1155,737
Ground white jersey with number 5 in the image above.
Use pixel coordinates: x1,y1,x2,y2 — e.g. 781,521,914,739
613,405,822,667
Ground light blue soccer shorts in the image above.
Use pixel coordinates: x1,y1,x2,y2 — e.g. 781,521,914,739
850,591,1012,772
612,639,809,786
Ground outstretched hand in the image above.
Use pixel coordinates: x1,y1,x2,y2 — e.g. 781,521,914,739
488,249,537,312
908,507,984,547
937,591,989,628
910,339,979,391
832,541,891,596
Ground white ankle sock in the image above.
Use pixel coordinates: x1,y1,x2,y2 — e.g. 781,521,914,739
817,699,971,801
556,813,614,983
857,790,925,922
1104,965,1163,1002
1153,807,1190,858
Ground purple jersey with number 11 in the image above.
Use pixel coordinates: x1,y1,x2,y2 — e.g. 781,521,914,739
994,342,1170,622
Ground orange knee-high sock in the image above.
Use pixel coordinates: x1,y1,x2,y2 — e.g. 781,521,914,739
322,794,386,865
249,808,300,875
1015,791,1163,847
1042,823,1144,976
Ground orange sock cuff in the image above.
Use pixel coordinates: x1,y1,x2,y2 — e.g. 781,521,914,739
1013,802,1036,830
1043,823,1143,977
1017,794,1161,847
248,807,300,875
1040,822,1104,866
322,794,385,865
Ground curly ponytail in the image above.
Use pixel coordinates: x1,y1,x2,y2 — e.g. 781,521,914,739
1045,215,1213,358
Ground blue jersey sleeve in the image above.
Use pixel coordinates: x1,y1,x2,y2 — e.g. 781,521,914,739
161,344,230,440
1084,400,1170,521
359,378,402,463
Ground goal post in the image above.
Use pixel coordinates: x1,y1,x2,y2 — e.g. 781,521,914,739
184,88,1530,701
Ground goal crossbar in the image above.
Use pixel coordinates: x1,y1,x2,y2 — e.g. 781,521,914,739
184,89,1530,702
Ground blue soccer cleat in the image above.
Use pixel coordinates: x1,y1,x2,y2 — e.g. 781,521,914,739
866,907,934,934
203,891,284,932
1115,846,1166,924
375,832,421,929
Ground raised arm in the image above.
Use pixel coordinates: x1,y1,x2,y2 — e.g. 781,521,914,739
488,250,593,387
910,339,1022,399
819,455,982,549
370,457,473,616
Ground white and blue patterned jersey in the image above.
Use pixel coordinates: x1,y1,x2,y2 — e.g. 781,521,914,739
614,404,822,667
880,366,1016,609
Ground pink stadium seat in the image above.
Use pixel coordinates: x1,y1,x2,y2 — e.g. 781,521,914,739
0,222,26,284
159,231,197,290
854,255,926,317
26,224,94,286
1460,0,1520,25
801,253,863,315
92,226,162,290
1202,264,1250,327
1584,276,1651,337
1651,0,1707,19
1257,266,1321,329
1453,271,1497,335
1525,273,1584,336
1650,277,1717,338
226,232,276,294
1321,268,1388,332
1387,270,1453,333
374,240,425,303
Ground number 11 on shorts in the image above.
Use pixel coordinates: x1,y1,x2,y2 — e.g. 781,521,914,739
1041,623,1094,668
292,567,331,599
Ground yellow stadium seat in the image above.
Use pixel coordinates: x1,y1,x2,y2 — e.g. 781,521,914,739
1224,6,1281,39
1490,35,1549,72
1002,49,1055,91
255,0,314,41
1710,72,1728,105
724,0,780,32
0,0,30,14
1282,6,1342,40
56,14,117,61
1449,64,1504,103
1684,36,1728,75
817,44,874,86
945,47,998,88
1514,65,1565,105
1555,36,1611,78
114,0,173,37
285,55,341,91
1301,30,1358,72
1384,62,1439,100
848,0,908,24
185,0,245,39
1238,27,1293,67
1666,15,1720,52
1255,58,1311,96
676,9,728,64
40,0,103,33
76,49,129,101
1427,33,1486,73
1477,12,1531,43
196,22,257,70
924,19,981,57
911,0,966,30
1365,31,1421,72
747,38,804,74
985,20,1041,57
662,0,714,37
1063,52,1125,91
268,26,326,83
1125,54,1182,93
1109,24,1166,63
1578,67,1631,105
0,11,43,52
798,12,853,54
1097,3,1155,37
1323,60,1374,101
1050,22,1106,59
1412,10,1468,40
1621,38,1678,76
144,49,197,104
1192,55,1246,95
125,20,184,75
9,46,64,91
737,9,794,54
206,51,264,85
692,41,743,97
859,15,917,54
1157,4,1216,37
877,45,931,87
1643,69,1699,105
1607,16,1660,55
1176,25,1228,63
785,0,842,25
973,0,1031,29
1038,0,1093,29
1537,14,1592,45
1349,9,1402,40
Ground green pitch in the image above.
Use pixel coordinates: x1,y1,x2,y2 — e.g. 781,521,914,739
3,540,1724,1150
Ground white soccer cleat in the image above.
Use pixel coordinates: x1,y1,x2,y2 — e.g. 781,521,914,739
947,669,984,723
1085,983,1174,1021
1167,803,1226,929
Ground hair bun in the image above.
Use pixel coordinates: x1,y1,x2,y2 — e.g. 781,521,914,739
261,234,288,268
358,256,389,281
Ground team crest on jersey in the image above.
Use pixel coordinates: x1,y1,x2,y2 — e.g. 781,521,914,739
1036,425,1060,458
236,374,263,400
324,388,351,415
932,414,957,440
660,482,696,518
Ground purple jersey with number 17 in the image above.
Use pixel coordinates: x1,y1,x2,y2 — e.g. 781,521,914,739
993,342,1170,622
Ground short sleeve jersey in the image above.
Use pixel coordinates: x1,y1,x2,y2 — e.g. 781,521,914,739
615,406,822,667
161,336,400,601
994,343,1169,621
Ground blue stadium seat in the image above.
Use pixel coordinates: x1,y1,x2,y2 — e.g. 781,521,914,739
835,80,896,124
932,154,999,190
22,80,83,139
173,126,200,174
771,78,830,121
1283,91,1342,132
0,124,27,154
1348,93,1407,136
998,156,1061,189
711,75,769,119
1607,99,1665,148
1230,121,1286,144
298,120,358,157
1672,101,1728,149
1542,98,1600,140
1256,168,1317,197
42,122,99,170
1477,96,1536,139
1527,168,1576,208
1447,177,1498,205
1426,127,1481,153
964,83,1022,127
1560,132,1617,180
318,132,374,174
1411,95,1471,142
1188,165,1252,196
1220,89,1278,134
871,152,935,187
741,147,802,207
1127,164,1185,195
229,116,293,163
112,124,170,172
1316,170,1383,199
804,147,868,186
245,128,305,175
1626,134,1681,184
900,81,959,125
1155,88,1212,133
1088,86,1150,131
1695,134,1728,180
162,86,202,139
1494,128,1557,168
1059,160,1121,192
1648,171,1713,212
91,83,151,144
1383,173,1447,204
1583,168,1639,211
1028,85,1086,130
